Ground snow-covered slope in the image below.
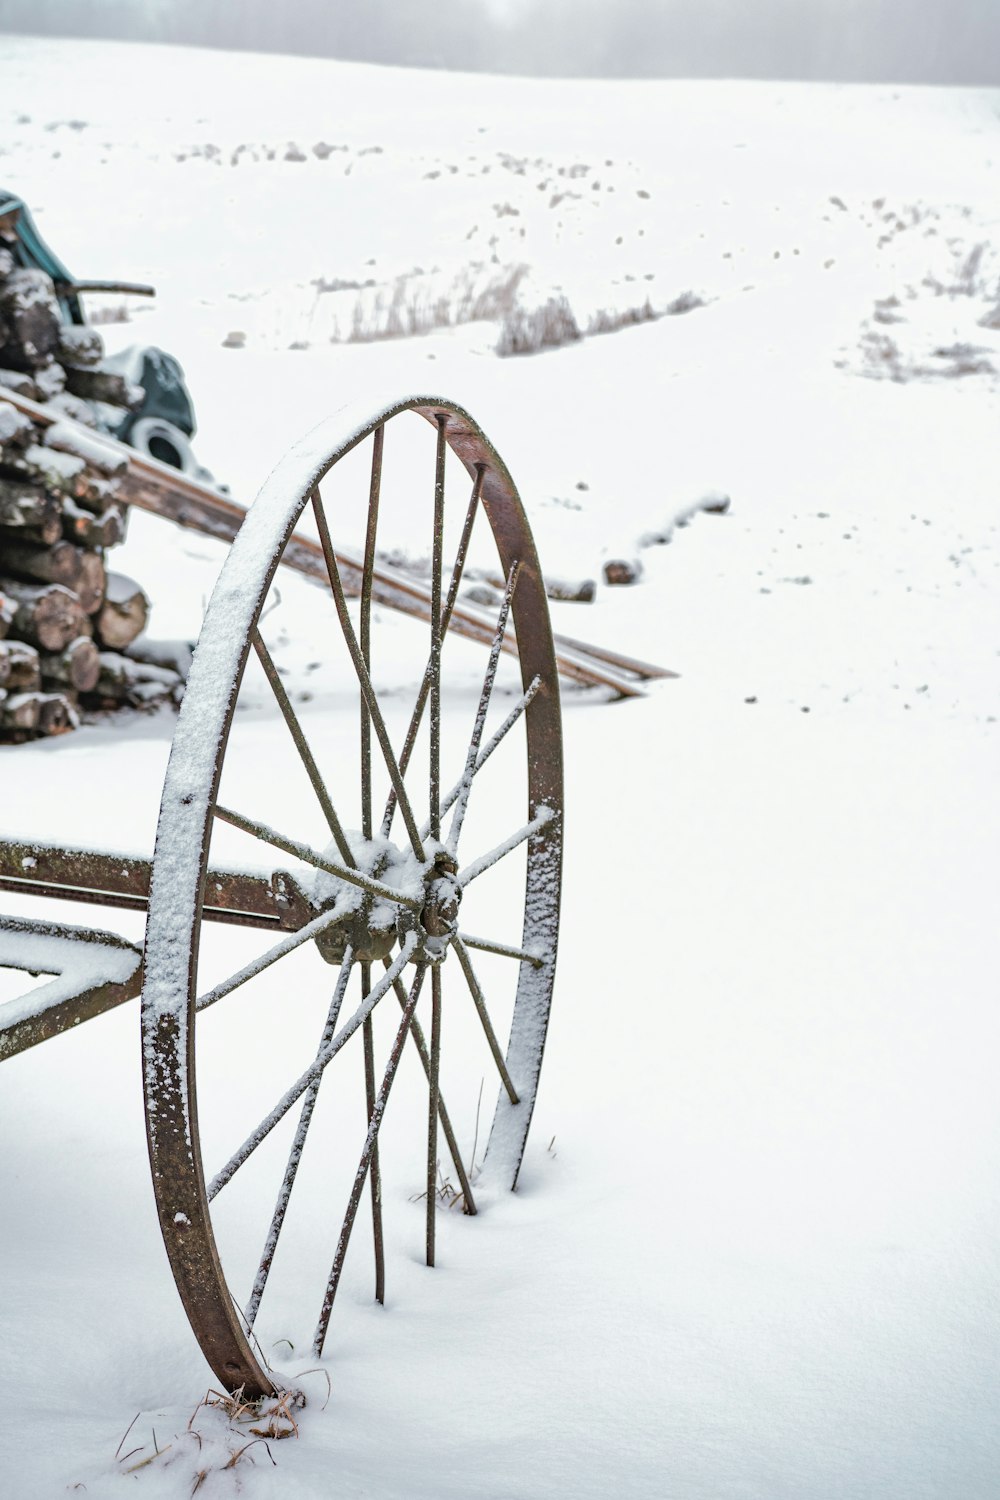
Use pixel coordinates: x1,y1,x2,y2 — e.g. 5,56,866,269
1,37,999,1500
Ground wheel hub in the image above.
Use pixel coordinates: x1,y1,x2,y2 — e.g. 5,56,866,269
310,837,461,967
417,850,461,963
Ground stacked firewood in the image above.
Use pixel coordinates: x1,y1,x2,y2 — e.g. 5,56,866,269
0,255,182,740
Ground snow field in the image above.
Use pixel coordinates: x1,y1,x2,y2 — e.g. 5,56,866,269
0,34,999,1500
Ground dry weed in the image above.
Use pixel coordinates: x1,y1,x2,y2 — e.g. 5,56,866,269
111,1382,305,1488
496,293,581,356
191,1385,256,1427
338,262,527,344
410,1159,471,1212
250,1389,305,1440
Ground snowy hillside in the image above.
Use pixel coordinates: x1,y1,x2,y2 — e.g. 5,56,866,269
1,36,999,1500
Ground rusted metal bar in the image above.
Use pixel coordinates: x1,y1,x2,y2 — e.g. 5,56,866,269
384,962,476,1215
458,931,543,968
360,425,384,846
243,949,355,1330
447,560,519,856
310,489,428,863
380,462,485,840
0,837,312,930
252,628,356,867
212,805,422,911
195,906,353,1014
313,961,427,1357
452,936,519,1104
207,935,417,1202
426,964,442,1267
430,676,543,842
429,415,446,842
359,428,386,1306
457,804,556,889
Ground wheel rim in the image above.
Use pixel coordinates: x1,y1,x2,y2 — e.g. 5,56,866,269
141,397,563,1397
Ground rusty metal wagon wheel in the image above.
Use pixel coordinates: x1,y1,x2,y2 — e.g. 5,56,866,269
141,396,563,1399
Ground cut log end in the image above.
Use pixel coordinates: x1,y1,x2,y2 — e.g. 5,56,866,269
602,557,644,587
41,635,100,694
2,580,87,653
0,688,78,740
96,572,149,650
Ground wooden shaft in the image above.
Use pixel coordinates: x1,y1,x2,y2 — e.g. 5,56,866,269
0,387,664,694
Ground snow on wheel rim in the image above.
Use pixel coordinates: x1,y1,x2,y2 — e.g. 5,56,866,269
141,394,563,1397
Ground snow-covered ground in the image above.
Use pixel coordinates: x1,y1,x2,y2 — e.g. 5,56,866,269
1,36,999,1499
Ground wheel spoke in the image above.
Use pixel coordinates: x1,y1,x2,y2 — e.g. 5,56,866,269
362,969,385,1303
429,414,446,841
207,934,417,1201
360,426,384,844
383,961,476,1215
213,804,422,911
360,432,386,1304
313,962,428,1357
458,931,544,969
252,629,355,868
381,465,485,839
311,488,427,862
447,560,520,857
457,804,556,889
432,675,542,835
197,904,355,1014
452,937,519,1104
427,964,442,1267
442,467,485,635
243,950,355,1329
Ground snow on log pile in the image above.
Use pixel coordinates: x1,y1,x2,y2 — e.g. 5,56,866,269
0,257,182,741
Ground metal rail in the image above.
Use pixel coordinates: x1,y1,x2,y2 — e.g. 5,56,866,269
0,387,673,697
0,837,313,931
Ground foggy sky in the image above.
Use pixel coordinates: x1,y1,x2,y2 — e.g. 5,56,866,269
1,0,999,85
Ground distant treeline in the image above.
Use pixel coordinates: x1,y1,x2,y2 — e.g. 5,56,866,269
1,0,999,84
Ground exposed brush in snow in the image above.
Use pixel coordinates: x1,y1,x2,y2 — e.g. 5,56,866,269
410,1158,474,1212
496,292,581,356
586,297,659,337
336,262,528,343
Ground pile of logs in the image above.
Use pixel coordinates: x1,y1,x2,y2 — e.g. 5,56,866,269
0,250,181,740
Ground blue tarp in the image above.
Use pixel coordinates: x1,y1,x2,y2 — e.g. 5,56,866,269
0,190,197,445
0,190,84,322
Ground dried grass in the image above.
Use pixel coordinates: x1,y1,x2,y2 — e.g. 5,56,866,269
410,1158,472,1212
111,1382,307,1489
586,298,658,336
337,262,528,344
495,292,581,357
